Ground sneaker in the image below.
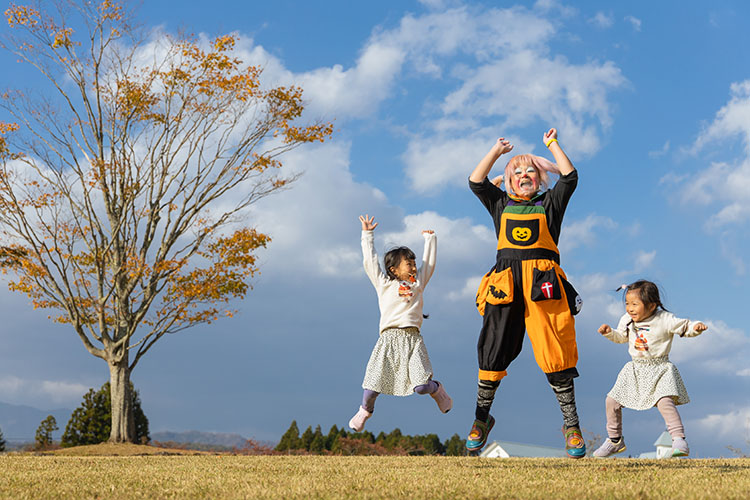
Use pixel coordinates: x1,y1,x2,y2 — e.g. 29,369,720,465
564,426,586,459
430,382,453,413
593,437,627,458
671,438,689,457
466,415,495,453
348,406,372,432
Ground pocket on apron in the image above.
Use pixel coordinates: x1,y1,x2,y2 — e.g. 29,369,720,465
530,267,562,301
476,266,514,315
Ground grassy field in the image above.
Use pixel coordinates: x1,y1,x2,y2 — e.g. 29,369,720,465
2,445,749,499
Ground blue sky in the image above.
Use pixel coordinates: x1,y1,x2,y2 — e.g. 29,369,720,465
1,0,750,458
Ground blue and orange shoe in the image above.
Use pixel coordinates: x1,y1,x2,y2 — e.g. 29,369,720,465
564,426,586,459
466,415,495,454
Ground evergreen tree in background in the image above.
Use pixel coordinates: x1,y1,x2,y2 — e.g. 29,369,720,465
35,415,58,450
300,426,315,451
275,420,301,452
61,382,149,447
444,434,468,456
309,425,326,453
0,426,6,452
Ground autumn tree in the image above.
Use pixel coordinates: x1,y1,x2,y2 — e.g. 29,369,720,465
0,1,331,443
35,415,58,450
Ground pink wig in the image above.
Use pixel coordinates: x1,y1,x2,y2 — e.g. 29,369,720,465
503,154,560,196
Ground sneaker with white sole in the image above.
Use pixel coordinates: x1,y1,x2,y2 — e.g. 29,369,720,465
430,382,452,413
348,406,372,432
671,438,689,457
593,437,627,458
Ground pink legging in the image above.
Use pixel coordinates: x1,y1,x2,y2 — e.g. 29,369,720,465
605,396,685,439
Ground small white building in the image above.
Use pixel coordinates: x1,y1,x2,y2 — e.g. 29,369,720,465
638,431,678,459
480,440,567,458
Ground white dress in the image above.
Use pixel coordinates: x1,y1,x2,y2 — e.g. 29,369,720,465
602,310,703,410
360,230,437,396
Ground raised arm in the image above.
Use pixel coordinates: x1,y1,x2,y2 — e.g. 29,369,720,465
360,214,385,287
418,230,437,286
469,138,514,183
543,128,575,176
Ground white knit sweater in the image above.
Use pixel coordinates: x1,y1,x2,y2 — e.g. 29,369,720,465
601,309,704,359
361,230,436,333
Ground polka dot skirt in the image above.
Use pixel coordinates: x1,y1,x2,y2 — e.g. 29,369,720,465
362,327,433,396
608,356,689,410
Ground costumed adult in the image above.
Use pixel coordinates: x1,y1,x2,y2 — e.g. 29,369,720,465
466,128,585,458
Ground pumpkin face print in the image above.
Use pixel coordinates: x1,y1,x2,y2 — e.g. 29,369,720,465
505,218,539,246
512,227,532,242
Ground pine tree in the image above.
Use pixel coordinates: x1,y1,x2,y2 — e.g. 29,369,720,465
0,426,6,452
275,421,301,452
300,425,315,451
61,382,149,447
35,415,58,450
444,433,467,456
325,425,339,451
309,425,326,454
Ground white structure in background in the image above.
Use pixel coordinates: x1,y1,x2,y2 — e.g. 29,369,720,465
480,440,567,458
638,431,678,459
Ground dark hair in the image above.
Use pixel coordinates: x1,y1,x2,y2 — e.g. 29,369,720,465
624,280,668,312
383,246,416,281
383,245,428,319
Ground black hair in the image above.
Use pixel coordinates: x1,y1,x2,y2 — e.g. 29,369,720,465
623,280,668,312
383,246,416,281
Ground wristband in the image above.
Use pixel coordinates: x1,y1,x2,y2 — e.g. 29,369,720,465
545,138,558,148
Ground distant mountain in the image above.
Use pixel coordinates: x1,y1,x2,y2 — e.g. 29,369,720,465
151,430,249,448
0,401,71,443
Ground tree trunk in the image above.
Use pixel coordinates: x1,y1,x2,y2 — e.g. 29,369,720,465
108,358,135,443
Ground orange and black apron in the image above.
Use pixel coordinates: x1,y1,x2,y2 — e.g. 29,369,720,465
475,199,579,382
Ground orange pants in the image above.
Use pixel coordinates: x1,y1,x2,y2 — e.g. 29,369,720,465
476,258,578,382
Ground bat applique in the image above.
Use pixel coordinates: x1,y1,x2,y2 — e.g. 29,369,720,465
489,285,506,300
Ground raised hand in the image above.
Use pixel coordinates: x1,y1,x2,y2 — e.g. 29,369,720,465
492,137,514,156
693,322,708,333
543,128,558,145
359,214,378,231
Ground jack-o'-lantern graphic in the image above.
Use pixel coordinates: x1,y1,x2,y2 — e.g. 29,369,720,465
505,219,539,246
512,227,532,241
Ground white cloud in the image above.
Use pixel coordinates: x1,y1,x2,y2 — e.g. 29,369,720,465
633,250,656,271
694,407,750,440
670,320,750,376
558,214,617,253
439,51,625,159
670,81,750,233
648,140,670,158
447,275,483,301
380,211,495,263
624,15,642,31
0,375,89,406
589,12,614,29
403,132,535,194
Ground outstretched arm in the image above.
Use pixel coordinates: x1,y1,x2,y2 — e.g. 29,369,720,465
469,138,514,183
360,214,384,286
543,128,575,176
419,230,437,286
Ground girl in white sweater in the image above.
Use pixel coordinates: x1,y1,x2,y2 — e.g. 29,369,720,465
349,214,452,432
594,280,708,458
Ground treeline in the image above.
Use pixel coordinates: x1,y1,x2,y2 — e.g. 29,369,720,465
276,420,467,456
2,382,149,452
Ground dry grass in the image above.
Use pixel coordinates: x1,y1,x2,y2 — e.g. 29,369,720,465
1,447,749,499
